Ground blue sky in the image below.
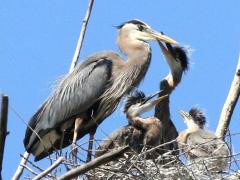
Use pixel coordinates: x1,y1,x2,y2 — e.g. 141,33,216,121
1,0,240,178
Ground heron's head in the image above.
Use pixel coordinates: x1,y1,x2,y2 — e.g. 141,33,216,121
179,108,206,129
124,90,168,117
116,19,178,52
158,41,189,79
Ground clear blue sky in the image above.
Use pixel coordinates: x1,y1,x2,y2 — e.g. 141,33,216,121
1,0,240,178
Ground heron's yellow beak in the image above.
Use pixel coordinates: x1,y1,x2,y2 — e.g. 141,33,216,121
146,28,178,44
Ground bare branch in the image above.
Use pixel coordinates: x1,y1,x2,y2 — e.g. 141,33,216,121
58,146,129,180
69,0,94,73
13,1,95,179
0,95,8,180
32,157,64,180
12,151,30,180
216,55,240,138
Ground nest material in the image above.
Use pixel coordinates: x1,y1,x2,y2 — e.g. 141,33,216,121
87,149,238,180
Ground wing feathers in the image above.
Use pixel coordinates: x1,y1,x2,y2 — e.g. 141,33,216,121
24,55,113,154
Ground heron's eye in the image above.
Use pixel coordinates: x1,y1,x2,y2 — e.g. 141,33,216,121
138,25,144,31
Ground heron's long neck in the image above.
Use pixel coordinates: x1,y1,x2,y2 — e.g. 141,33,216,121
154,66,183,124
96,42,151,121
164,68,183,94
122,41,151,89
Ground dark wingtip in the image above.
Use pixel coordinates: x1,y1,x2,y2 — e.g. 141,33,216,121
189,108,206,128
124,90,145,113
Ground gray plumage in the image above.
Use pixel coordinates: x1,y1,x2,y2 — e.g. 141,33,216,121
24,52,115,160
24,19,178,161
96,42,189,159
178,108,230,171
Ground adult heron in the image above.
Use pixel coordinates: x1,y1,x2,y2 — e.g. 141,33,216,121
96,42,189,159
23,19,178,161
178,108,230,172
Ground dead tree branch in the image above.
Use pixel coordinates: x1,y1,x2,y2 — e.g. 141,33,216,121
32,157,64,180
12,151,30,180
0,95,8,180
216,55,240,138
69,0,94,73
58,146,129,180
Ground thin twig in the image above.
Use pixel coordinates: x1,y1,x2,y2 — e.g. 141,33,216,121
216,54,240,138
69,0,94,73
32,157,64,180
58,146,129,180
20,165,38,176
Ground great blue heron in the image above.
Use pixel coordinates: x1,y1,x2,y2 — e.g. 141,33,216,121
96,42,189,158
178,108,230,172
23,19,178,161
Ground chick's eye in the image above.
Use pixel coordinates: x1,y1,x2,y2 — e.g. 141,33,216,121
138,25,144,31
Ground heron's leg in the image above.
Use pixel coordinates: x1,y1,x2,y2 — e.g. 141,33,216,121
60,130,66,156
86,127,97,162
71,117,83,165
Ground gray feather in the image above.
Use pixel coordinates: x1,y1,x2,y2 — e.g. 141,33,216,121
24,52,113,152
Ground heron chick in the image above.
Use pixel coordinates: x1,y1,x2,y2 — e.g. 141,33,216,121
96,90,168,157
177,108,230,172
125,91,168,148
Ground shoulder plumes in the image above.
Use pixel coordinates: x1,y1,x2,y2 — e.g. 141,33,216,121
189,108,206,128
116,19,148,29
124,90,145,113
172,46,189,72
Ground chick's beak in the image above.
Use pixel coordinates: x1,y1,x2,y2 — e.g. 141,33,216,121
179,110,189,120
146,28,178,44
137,93,168,114
150,95,168,105
142,91,168,106
141,90,163,104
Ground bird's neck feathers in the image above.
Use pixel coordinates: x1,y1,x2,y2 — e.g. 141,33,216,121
162,45,188,92
115,39,151,93
186,120,202,132
165,71,182,93
163,57,183,92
